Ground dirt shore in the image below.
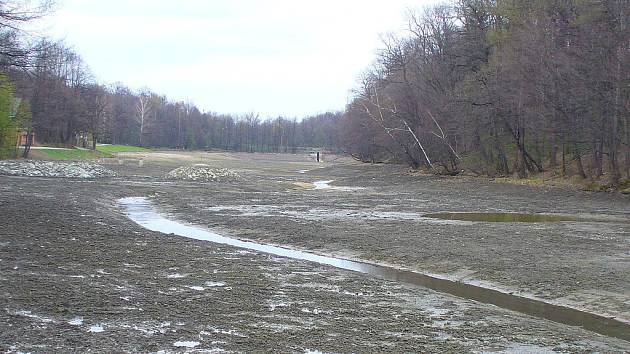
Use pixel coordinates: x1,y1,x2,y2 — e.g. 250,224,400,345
1,151,630,352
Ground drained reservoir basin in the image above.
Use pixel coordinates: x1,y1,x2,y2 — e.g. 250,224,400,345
119,197,630,342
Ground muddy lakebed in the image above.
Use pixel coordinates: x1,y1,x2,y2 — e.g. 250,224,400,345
2,151,630,352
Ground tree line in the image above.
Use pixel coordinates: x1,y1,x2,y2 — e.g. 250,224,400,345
2,0,629,184
0,1,341,158
342,0,630,183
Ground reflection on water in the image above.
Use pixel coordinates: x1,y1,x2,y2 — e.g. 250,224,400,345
424,212,580,223
119,197,630,341
313,180,334,190
311,180,366,191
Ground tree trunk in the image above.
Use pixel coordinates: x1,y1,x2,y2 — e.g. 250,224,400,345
500,114,543,174
625,114,629,178
22,130,33,158
592,140,603,177
475,130,491,166
496,142,509,176
574,143,587,179
609,140,621,184
515,149,527,178
550,133,557,168
610,1,623,184
561,135,566,177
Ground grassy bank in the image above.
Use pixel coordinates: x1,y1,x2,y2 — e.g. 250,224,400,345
492,174,630,194
28,148,112,160
95,144,149,154
21,144,148,161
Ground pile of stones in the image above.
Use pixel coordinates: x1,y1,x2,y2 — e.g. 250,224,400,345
164,164,241,182
0,160,116,178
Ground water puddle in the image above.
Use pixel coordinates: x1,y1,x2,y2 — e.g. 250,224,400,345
424,212,628,223
119,197,630,341
88,324,105,333
173,341,200,348
313,180,334,189
312,180,365,191
204,204,470,224
424,212,580,223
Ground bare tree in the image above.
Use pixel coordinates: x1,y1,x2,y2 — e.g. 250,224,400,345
0,0,56,70
135,91,151,146
85,84,109,150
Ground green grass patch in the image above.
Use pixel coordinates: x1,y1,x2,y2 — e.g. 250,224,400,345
33,148,112,160
96,144,149,153
494,175,545,186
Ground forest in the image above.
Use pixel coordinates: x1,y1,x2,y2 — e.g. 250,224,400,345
0,1,341,158
14,39,342,154
0,0,629,184
343,0,630,183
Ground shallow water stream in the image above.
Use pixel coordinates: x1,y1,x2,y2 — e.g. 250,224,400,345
119,197,630,342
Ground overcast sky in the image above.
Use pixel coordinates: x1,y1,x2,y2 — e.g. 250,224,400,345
42,0,440,118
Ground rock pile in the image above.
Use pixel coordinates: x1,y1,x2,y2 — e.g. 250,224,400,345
0,160,116,178
165,164,241,182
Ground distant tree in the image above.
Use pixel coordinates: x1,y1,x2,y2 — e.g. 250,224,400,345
0,0,55,70
342,0,630,182
15,97,32,157
185,127,196,150
29,40,93,145
135,91,151,146
84,84,109,150
175,101,184,149
0,74,16,158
